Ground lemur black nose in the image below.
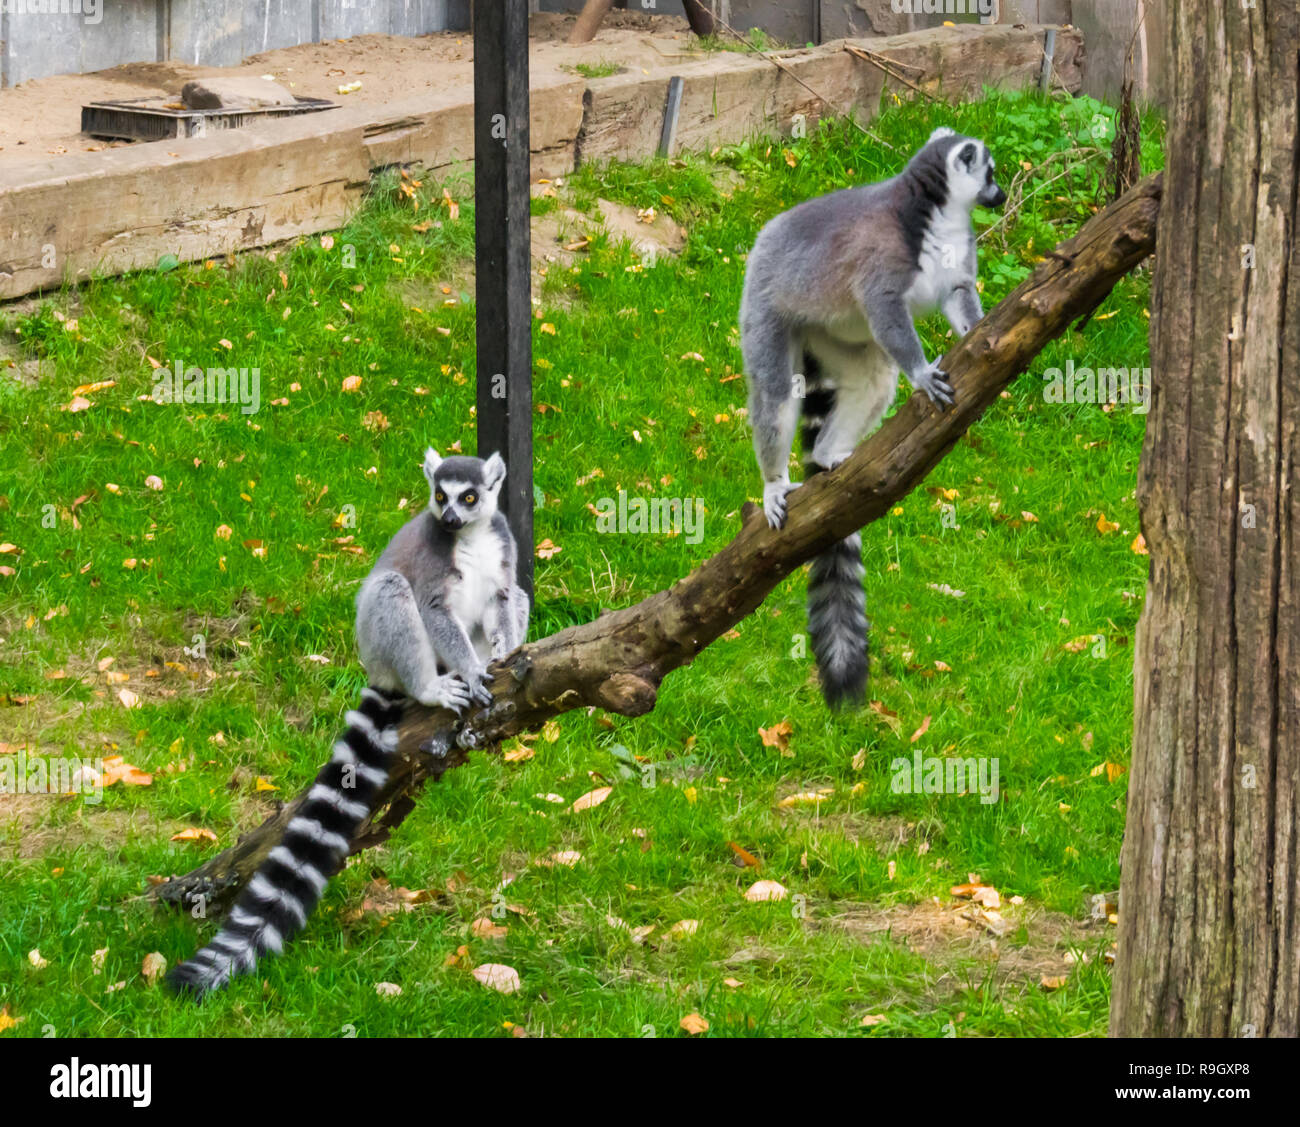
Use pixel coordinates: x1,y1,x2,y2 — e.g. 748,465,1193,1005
442,514,464,530
991,186,1008,208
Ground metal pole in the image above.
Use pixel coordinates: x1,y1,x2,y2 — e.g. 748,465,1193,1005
658,76,685,158
1040,28,1057,93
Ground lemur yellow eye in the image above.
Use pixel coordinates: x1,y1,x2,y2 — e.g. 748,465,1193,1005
463,493,477,505
435,491,445,503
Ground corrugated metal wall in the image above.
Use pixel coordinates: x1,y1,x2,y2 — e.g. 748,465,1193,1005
1,0,472,87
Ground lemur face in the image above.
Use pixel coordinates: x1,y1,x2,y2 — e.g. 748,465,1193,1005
422,449,506,531
947,137,1007,211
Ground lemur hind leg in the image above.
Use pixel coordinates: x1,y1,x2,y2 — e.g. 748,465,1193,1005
742,314,803,528
803,333,897,471
487,584,530,659
356,571,472,713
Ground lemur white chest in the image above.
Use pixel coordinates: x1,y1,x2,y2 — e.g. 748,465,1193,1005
449,523,505,629
906,205,972,315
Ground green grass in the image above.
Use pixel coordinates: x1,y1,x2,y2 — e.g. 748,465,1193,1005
562,60,624,79
0,88,1162,1037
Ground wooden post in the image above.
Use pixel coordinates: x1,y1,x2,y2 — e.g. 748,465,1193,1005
474,0,534,602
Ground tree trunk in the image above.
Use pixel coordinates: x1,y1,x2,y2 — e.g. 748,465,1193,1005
682,0,715,37
1110,3,1299,1036
152,177,1161,916
567,0,615,44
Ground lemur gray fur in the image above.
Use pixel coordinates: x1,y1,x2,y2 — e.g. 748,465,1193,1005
168,450,528,999
741,128,1006,708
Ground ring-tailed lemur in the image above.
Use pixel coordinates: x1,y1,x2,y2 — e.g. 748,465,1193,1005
741,128,1005,708
167,449,530,1000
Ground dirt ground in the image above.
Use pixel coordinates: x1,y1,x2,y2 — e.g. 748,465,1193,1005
0,11,704,167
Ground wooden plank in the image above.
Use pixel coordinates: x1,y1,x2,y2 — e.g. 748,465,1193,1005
0,78,583,302
473,0,535,601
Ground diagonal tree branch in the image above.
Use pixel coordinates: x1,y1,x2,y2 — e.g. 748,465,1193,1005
151,173,1162,913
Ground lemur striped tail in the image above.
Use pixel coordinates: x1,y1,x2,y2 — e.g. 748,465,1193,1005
800,354,869,709
166,686,405,1000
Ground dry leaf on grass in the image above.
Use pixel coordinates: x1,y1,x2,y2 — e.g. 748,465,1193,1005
679,1012,709,1035
170,827,218,844
571,786,612,813
102,755,151,787
471,917,508,940
141,952,167,985
727,841,760,868
758,719,793,756
472,963,521,994
744,880,788,902
777,789,832,808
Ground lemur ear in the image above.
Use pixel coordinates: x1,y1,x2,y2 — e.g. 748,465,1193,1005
423,448,442,491
928,126,955,143
482,452,506,491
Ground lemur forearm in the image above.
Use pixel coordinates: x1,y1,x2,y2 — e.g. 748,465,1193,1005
863,292,931,380
421,602,484,675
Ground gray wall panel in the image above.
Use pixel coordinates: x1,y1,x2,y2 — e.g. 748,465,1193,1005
1,0,471,86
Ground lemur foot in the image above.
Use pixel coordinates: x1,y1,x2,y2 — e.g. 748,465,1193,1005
763,480,795,529
910,362,954,410
416,673,472,714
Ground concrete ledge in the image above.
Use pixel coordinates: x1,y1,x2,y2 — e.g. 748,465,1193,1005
0,24,1081,303
581,24,1083,164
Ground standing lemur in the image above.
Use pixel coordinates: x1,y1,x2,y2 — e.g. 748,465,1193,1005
742,128,1006,708
168,450,529,999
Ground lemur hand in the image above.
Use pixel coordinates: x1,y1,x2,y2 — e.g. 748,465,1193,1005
417,673,473,714
763,479,795,529
465,666,494,708
910,361,954,409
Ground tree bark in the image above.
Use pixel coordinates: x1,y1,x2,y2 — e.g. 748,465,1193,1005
682,0,715,37
152,175,1162,915
567,0,615,45
1110,3,1300,1037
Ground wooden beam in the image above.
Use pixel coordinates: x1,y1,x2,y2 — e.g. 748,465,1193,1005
473,0,535,601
